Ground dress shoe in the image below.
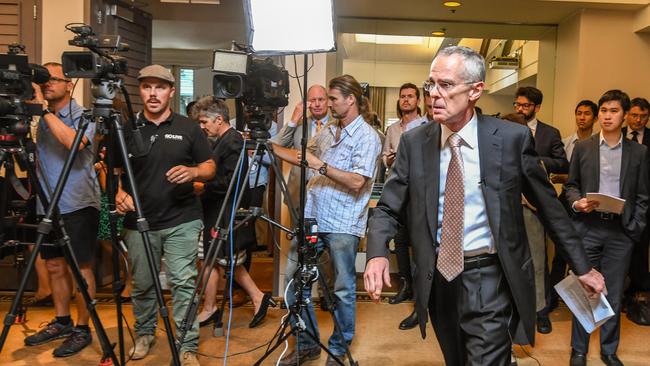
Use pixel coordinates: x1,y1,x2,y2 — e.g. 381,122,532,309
388,276,412,304
569,350,587,366
601,353,624,366
398,310,418,330
536,315,552,334
277,346,321,366
198,308,221,327
249,293,277,328
30,294,53,307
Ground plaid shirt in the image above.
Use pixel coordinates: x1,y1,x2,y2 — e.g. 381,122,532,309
304,115,382,237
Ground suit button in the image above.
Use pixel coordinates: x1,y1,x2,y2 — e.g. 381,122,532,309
427,271,433,280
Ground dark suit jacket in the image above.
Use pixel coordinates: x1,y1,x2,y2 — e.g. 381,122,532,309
563,134,648,242
534,120,569,174
366,114,592,345
622,126,650,148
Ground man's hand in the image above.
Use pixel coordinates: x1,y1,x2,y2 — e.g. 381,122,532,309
290,100,305,124
29,82,47,109
296,151,322,170
115,189,134,215
385,149,396,168
574,198,599,213
578,268,606,299
166,165,197,184
364,257,391,303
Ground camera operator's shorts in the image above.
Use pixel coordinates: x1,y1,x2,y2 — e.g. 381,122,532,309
40,207,100,265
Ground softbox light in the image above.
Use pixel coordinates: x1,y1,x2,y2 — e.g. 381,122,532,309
244,0,336,55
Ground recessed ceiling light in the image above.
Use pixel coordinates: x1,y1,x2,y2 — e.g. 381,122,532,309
443,1,461,7
431,30,446,37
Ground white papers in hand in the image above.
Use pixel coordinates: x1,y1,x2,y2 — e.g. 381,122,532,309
554,272,614,334
585,193,625,214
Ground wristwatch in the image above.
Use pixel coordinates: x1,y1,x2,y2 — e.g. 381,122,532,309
41,108,53,117
318,162,328,175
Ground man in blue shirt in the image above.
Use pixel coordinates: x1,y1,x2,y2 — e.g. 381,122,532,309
273,75,382,366
24,62,101,358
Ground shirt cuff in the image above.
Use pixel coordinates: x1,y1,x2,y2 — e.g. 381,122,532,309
288,121,298,128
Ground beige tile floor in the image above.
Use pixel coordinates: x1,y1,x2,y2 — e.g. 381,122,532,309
1,299,650,365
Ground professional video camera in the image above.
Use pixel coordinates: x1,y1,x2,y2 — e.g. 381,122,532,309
61,24,129,80
0,44,50,143
212,49,289,136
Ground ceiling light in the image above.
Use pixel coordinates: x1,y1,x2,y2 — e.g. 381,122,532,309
355,34,425,45
431,30,445,37
443,1,461,7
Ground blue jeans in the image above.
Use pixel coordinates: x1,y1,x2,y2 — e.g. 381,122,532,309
285,233,359,356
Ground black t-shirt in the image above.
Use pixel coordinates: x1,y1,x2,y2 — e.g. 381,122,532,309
122,112,212,231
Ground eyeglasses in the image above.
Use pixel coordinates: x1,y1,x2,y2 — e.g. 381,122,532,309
513,102,536,109
42,76,71,84
423,79,477,95
629,113,649,121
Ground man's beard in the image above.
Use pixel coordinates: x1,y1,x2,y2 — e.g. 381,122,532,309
518,111,535,121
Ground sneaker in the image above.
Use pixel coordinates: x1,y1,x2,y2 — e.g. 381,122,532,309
129,334,156,360
181,351,200,366
53,327,92,357
24,319,73,346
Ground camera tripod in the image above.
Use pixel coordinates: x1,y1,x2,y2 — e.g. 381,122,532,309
0,117,120,365
176,132,297,346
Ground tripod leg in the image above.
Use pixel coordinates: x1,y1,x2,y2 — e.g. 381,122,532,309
112,118,180,366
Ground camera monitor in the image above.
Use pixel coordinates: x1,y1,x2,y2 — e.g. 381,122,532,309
244,0,336,55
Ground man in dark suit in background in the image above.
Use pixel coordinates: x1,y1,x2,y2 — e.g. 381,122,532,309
364,46,605,366
621,97,650,307
514,86,570,334
563,90,648,366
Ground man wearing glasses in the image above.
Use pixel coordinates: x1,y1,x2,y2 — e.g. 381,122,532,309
514,86,569,335
364,46,605,365
24,62,101,357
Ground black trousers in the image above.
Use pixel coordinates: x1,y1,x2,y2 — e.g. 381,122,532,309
429,260,513,366
628,230,650,292
571,215,634,355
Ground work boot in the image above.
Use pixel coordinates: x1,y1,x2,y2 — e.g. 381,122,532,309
129,334,156,360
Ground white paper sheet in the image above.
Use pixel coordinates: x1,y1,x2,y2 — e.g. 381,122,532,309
585,193,625,214
554,273,614,334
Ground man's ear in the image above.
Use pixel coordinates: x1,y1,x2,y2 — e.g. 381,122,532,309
468,81,484,102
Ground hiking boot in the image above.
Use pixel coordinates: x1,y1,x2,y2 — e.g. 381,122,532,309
24,319,73,346
53,327,92,357
129,334,156,360
181,351,200,366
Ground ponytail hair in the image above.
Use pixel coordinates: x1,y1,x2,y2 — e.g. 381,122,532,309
329,74,373,123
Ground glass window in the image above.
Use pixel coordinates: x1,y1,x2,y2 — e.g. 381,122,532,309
179,68,194,116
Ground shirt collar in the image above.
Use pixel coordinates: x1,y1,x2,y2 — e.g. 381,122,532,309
328,114,364,138
440,111,478,150
139,110,175,125
527,117,538,131
56,99,80,118
599,130,623,148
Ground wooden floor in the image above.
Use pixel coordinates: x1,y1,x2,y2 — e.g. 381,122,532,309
1,298,650,365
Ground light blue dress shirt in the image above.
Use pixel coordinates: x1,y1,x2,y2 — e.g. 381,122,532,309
437,112,495,256
598,132,622,198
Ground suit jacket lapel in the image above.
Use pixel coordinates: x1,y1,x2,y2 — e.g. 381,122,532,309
477,115,502,245
588,135,600,193
423,123,441,242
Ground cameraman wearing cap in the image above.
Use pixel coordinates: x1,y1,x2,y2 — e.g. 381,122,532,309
115,64,215,366
23,62,101,358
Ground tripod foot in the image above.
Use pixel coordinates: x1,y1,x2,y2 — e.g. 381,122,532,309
14,309,26,324
99,356,113,366
213,326,224,337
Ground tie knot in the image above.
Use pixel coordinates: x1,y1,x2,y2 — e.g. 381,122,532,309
448,133,462,148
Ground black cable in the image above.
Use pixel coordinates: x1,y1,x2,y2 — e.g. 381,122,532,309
195,340,272,359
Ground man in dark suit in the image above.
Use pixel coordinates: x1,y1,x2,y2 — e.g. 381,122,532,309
514,86,570,333
563,90,648,366
622,97,650,297
363,46,605,366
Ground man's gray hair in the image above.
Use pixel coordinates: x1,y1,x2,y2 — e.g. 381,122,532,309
192,95,230,122
436,46,486,83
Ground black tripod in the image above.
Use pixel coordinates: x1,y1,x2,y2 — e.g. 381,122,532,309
253,56,357,366
0,116,120,366
176,132,297,347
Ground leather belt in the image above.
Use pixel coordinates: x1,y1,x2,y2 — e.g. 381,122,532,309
463,253,498,271
588,212,620,221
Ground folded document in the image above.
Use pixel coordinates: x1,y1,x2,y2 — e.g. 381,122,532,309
554,272,614,334
585,193,625,214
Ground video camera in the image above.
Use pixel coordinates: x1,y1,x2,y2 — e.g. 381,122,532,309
212,50,289,135
0,44,50,143
61,24,129,80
